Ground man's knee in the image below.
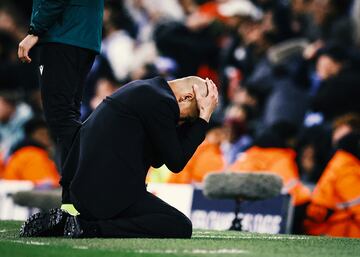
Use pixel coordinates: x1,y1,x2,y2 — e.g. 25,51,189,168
180,216,193,238
170,214,192,238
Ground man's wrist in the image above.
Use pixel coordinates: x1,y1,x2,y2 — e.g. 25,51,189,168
28,25,40,37
199,113,211,123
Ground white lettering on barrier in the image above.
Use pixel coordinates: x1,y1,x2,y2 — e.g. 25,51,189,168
191,210,282,233
191,210,235,230
240,213,282,234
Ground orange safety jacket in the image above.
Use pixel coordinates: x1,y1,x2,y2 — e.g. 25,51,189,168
3,146,60,187
304,150,360,238
229,146,311,206
168,141,225,184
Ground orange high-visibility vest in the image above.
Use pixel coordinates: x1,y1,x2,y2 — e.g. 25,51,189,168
304,150,360,238
3,146,60,187
229,146,311,206
168,141,225,184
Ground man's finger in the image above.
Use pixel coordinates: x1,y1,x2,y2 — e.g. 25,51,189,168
25,55,32,63
18,45,24,60
207,80,216,96
18,45,29,63
23,48,31,63
210,80,217,91
210,80,218,96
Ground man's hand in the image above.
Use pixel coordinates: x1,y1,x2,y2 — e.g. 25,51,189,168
193,78,219,123
18,34,39,63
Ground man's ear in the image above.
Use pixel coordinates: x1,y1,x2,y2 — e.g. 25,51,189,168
178,93,194,102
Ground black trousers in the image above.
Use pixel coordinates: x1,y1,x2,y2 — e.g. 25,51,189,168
72,191,192,238
38,43,95,202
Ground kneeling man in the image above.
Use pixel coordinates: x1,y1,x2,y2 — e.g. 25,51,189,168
20,76,218,238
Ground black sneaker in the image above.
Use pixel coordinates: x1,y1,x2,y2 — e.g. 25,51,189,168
63,216,84,238
20,208,69,237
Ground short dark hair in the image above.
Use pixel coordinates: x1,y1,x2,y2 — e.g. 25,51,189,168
24,118,48,137
336,133,360,159
333,113,360,133
317,44,349,63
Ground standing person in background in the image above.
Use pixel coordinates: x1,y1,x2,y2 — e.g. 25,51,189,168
304,133,360,238
3,118,60,187
229,121,311,208
17,0,104,209
304,114,360,238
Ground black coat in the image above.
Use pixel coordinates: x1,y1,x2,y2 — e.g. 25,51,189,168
68,77,207,219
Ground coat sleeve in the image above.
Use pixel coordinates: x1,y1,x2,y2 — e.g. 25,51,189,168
30,0,71,36
144,100,207,173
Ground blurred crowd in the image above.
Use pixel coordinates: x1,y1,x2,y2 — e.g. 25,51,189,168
1,0,360,237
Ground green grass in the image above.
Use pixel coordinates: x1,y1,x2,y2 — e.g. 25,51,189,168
0,221,359,257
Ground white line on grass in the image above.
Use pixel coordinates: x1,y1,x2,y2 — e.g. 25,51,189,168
190,249,248,254
193,235,310,240
133,249,248,255
0,229,23,233
9,240,50,246
73,246,89,250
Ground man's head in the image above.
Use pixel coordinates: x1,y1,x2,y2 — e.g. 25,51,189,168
332,113,360,146
316,44,348,80
24,118,52,149
168,76,209,123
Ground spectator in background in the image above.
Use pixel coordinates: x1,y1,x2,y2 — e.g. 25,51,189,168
0,3,38,93
0,3,26,42
230,86,264,134
0,91,33,159
218,0,267,101
222,104,253,165
332,113,360,147
102,0,136,83
3,118,59,187
303,0,354,60
296,125,332,185
311,44,360,121
229,121,311,233
154,0,222,78
307,0,354,45
229,121,311,207
304,132,360,238
290,0,313,38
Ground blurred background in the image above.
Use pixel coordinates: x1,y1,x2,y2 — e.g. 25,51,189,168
0,0,360,237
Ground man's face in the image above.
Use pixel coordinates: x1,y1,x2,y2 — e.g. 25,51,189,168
31,127,52,149
332,125,352,146
316,55,342,80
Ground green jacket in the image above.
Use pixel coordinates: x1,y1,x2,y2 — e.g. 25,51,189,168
30,0,104,53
